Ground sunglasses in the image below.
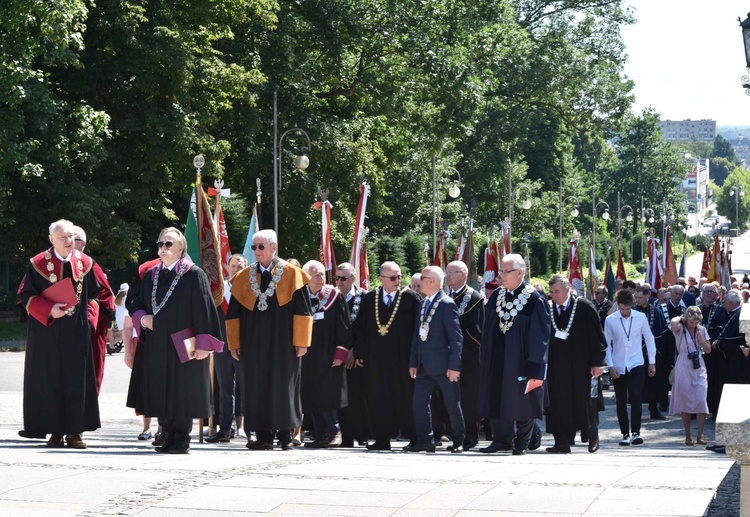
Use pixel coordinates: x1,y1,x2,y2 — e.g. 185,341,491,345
156,241,174,249
333,275,352,281
379,274,402,282
250,244,268,251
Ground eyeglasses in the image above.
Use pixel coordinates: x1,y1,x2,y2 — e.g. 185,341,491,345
499,268,519,275
379,274,402,282
702,290,718,295
156,241,174,249
74,238,85,243
421,276,434,282
250,243,268,251
333,275,352,281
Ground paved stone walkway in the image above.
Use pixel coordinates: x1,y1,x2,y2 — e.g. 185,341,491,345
0,352,738,516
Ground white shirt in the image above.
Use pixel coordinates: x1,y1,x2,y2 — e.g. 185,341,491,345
604,309,656,373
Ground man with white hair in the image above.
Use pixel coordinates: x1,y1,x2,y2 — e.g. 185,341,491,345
707,290,747,427
405,266,465,453
478,254,551,455
17,219,102,449
410,273,423,299
226,229,314,451
300,260,352,448
72,225,116,394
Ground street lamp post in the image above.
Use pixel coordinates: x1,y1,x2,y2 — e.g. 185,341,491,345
558,180,579,272
640,196,655,261
431,157,461,255
592,189,610,265
739,13,750,93
729,185,745,231
273,91,311,236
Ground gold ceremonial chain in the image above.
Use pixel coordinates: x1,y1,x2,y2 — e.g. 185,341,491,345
46,250,83,315
495,284,535,333
375,287,404,336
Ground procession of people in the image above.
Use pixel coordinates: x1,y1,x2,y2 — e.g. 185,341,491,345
14,218,750,457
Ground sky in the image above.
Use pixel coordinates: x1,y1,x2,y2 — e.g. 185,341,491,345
620,0,750,126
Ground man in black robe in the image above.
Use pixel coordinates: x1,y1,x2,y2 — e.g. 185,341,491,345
227,230,313,450
593,285,612,330
354,261,420,451
18,219,101,449
707,291,746,419
334,262,370,448
301,260,352,448
479,253,550,456
699,283,729,418
634,284,669,420
660,286,687,412
545,276,607,454
445,260,484,450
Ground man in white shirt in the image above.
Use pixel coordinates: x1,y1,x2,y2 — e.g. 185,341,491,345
604,289,656,446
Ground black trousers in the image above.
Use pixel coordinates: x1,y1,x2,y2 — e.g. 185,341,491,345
165,416,193,448
490,418,535,451
613,364,645,435
257,429,291,444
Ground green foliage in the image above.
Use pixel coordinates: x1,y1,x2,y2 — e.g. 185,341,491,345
712,134,740,165
402,234,429,277
708,157,735,187
715,169,750,229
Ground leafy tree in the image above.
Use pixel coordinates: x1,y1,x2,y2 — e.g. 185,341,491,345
711,134,739,165
715,169,750,229
708,157,736,187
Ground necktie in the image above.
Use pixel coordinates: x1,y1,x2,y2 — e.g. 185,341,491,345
261,268,271,291
558,304,565,316
424,299,431,318
385,294,392,307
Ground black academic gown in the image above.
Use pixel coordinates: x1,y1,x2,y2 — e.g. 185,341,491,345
451,285,484,427
354,287,420,441
478,282,551,421
227,264,313,431
708,308,745,415
636,302,668,406
126,261,222,420
19,257,101,435
338,288,371,441
301,287,352,413
545,297,607,436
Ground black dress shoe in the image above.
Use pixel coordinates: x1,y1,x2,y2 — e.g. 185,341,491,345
46,434,65,448
446,442,463,453
650,411,667,420
479,442,513,454
403,443,436,453
545,445,571,454
366,440,391,451
152,432,168,447
19,430,47,440
462,438,478,451
588,437,600,453
246,440,273,451
528,427,542,451
512,449,526,456
280,441,296,451
206,432,231,443
168,445,190,454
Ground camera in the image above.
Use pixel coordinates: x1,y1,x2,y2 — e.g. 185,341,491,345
688,351,700,370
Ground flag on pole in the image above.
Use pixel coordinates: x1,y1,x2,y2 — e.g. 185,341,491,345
313,198,337,274
616,238,627,281
678,241,686,278
587,237,598,299
500,219,511,256
454,226,465,262
700,245,711,279
242,203,260,264
483,236,499,286
721,243,732,289
461,227,477,289
195,175,224,307
707,234,719,282
568,234,584,297
646,233,662,295
350,182,370,290
185,187,201,265
208,186,232,279
662,226,678,287
605,253,616,301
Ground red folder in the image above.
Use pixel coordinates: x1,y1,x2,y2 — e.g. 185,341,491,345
171,327,197,363
525,378,544,394
41,277,78,310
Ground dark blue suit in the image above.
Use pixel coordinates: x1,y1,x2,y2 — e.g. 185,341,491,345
409,291,465,446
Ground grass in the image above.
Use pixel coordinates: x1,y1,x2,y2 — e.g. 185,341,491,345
0,319,26,351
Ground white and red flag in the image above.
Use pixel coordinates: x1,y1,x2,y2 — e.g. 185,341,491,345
349,182,370,290
313,198,336,273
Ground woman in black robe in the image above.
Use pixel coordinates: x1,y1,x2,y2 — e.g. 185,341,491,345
127,227,223,453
